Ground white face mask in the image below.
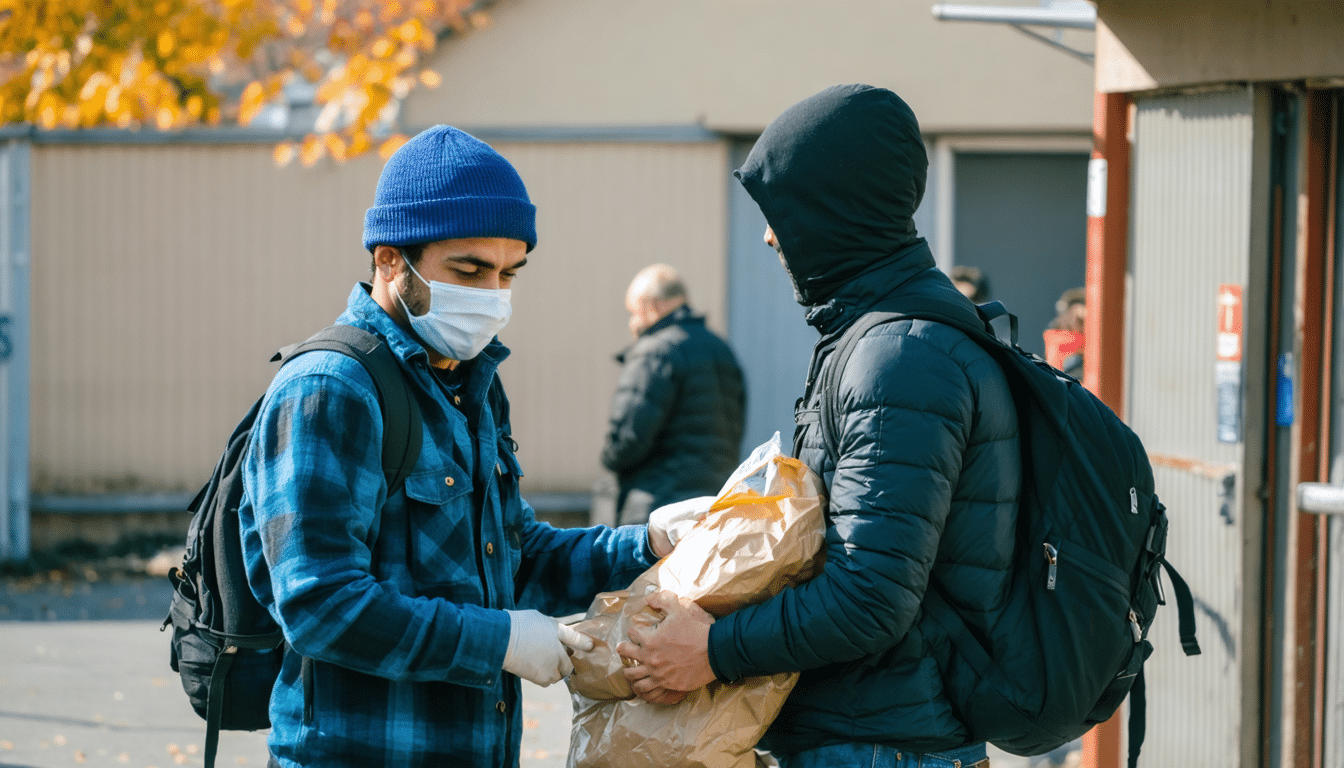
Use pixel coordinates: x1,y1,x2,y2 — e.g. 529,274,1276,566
393,257,512,361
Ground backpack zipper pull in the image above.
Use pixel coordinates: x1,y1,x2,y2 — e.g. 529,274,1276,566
1043,543,1058,590
1130,487,1139,514
1128,609,1143,642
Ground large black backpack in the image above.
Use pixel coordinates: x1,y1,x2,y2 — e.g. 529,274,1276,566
163,325,422,768
812,299,1200,768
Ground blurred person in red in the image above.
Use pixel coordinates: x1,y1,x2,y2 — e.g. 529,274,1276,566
1044,286,1085,379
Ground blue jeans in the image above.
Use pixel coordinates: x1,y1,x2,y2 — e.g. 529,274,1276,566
774,741,989,768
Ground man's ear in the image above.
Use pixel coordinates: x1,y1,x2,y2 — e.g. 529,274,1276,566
372,245,402,282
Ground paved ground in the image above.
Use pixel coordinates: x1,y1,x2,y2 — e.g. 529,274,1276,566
0,566,571,768
0,558,1064,768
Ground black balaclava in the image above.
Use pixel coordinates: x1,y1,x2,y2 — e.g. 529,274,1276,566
735,84,928,308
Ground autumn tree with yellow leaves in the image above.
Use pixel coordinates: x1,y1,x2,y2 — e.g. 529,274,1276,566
0,0,485,164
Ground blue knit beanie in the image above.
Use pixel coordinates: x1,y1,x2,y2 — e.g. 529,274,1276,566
363,126,537,252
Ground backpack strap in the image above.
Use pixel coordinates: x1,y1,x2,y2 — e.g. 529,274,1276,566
274,325,423,494
1160,559,1202,656
814,299,1001,461
202,637,282,768
203,647,235,768
1122,562,1199,768
1128,664,1147,768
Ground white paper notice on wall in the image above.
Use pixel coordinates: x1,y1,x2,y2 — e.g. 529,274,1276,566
1216,284,1245,443
1086,158,1108,218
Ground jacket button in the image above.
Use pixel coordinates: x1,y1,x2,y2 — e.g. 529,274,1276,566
485,542,494,555
495,700,506,714
445,477,454,487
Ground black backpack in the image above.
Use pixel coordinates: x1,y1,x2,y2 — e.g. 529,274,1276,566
812,299,1200,768
163,325,422,768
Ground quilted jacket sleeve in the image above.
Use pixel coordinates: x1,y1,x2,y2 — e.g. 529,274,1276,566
600,340,678,473
708,323,975,678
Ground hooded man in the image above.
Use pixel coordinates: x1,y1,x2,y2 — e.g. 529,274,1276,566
617,85,1022,768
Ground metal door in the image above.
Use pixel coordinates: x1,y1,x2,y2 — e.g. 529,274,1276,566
1127,87,1261,767
952,151,1089,358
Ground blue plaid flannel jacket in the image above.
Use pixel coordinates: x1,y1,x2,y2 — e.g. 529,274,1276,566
240,284,655,767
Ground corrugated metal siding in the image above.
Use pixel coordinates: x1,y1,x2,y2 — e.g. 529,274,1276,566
1128,87,1256,766
30,144,380,495
29,140,728,496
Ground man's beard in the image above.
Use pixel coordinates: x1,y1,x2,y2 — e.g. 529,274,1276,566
400,270,432,318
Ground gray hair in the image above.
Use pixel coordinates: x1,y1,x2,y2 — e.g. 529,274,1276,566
628,263,687,303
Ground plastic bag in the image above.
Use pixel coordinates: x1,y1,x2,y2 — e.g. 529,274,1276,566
566,433,826,768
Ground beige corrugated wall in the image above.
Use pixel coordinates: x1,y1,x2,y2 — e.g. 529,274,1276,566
494,142,729,492
29,139,728,496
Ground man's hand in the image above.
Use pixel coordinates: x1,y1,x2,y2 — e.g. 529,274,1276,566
616,590,717,704
502,610,594,687
646,496,716,557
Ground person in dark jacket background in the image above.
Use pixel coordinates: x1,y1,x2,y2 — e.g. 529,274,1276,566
601,263,747,525
617,85,1022,768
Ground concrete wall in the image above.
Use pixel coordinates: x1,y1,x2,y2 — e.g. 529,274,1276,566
1096,0,1344,94
404,0,1095,134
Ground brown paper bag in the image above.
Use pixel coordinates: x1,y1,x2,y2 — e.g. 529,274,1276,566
566,435,826,768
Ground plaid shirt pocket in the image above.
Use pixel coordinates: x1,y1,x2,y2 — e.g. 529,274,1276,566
403,464,482,602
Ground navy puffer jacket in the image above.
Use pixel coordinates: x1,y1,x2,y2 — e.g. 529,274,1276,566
706,84,1022,755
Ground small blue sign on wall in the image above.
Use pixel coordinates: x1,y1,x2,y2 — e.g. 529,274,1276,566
1276,352,1295,427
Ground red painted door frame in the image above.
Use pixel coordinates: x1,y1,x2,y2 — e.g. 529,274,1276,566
1082,85,1339,768
1080,89,1130,768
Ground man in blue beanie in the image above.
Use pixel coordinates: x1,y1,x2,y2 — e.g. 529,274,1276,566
239,126,685,767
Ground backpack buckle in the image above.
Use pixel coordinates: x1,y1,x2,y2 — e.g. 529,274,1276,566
1146,512,1169,556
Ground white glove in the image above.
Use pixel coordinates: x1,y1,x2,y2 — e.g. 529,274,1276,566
501,610,594,686
647,495,716,557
